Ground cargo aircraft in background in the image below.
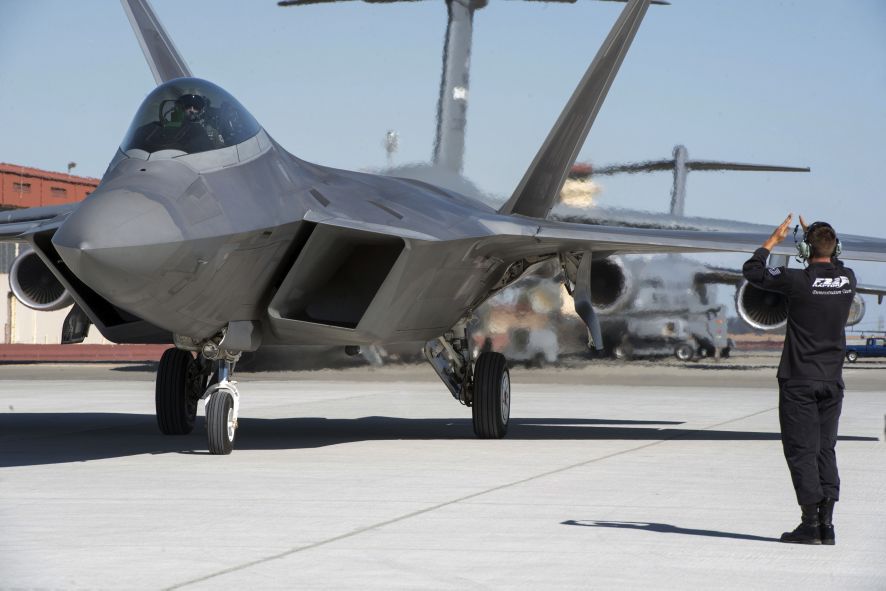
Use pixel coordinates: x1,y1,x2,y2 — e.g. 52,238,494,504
553,151,883,358
4,0,886,455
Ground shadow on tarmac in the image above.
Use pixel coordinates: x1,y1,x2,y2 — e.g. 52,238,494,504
0,412,877,468
111,363,159,372
562,520,780,543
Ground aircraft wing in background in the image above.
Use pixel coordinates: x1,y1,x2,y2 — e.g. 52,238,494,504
857,283,886,304
0,204,77,240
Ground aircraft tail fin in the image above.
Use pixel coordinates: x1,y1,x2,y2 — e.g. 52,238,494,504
121,0,192,85
498,0,651,219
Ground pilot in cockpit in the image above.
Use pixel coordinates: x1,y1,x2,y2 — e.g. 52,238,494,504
122,78,261,155
177,93,206,123
175,92,224,148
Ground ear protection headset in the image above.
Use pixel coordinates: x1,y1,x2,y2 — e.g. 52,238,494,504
794,221,841,261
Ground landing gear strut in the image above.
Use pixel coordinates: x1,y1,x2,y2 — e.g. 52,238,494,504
202,356,240,455
424,323,510,439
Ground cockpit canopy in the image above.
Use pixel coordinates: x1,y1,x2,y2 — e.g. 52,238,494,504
121,78,261,155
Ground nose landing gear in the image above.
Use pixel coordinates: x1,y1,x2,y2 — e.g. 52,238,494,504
155,343,242,455
201,357,240,455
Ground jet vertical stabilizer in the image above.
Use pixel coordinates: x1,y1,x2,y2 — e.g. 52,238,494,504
433,0,484,174
121,0,192,85
498,0,650,219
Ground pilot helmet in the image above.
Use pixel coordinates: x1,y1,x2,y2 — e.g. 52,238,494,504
176,93,207,121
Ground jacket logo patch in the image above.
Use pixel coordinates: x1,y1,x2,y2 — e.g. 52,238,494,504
767,267,781,276
812,276,850,288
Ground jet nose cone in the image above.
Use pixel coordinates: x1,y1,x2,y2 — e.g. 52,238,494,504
53,187,183,303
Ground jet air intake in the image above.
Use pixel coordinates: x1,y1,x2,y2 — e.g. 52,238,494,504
9,248,73,311
735,281,787,330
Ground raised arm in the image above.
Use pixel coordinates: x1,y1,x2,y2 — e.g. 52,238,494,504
743,213,795,294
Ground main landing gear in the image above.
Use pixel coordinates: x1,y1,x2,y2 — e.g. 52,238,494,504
155,343,242,455
424,326,510,438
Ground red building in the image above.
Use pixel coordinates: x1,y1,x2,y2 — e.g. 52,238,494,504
0,163,99,210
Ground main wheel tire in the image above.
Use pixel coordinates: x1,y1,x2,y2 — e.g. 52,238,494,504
207,389,236,455
156,348,198,435
472,352,510,439
846,351,858,363
674,343,694,362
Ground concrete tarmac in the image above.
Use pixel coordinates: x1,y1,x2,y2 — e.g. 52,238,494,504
1,357,884,590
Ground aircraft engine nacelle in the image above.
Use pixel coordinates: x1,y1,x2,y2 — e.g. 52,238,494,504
590,257,632,313
736,281,867,330
846,293,865,327
8,248,74,311
735,281,787,330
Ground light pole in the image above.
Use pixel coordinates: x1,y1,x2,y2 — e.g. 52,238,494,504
384,130,399,168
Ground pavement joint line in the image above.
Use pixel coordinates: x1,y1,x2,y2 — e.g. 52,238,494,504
165,405,778,590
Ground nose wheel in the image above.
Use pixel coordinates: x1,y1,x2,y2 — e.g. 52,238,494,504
201,355,242,455
204,381,239,455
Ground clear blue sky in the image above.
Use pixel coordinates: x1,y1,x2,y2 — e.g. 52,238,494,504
1,0,884,328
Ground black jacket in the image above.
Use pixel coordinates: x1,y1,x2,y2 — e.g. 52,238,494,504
742,248,856,385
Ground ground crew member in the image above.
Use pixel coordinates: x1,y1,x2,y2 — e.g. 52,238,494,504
742,213,855,545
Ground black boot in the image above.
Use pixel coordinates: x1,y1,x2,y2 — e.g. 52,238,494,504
780,503,822,544
819,497,836,545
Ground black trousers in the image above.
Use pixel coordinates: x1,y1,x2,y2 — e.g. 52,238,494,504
778,379,843,505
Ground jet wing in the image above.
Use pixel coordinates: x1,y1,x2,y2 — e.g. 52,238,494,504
550,204,778,233
693,267,743,286
857,284,886,304
474,216,886,263
0,204,77,240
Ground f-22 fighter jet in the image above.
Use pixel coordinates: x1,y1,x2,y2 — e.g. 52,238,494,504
4,0,886,454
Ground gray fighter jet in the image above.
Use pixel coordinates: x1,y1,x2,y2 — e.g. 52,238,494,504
4,0,886,455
